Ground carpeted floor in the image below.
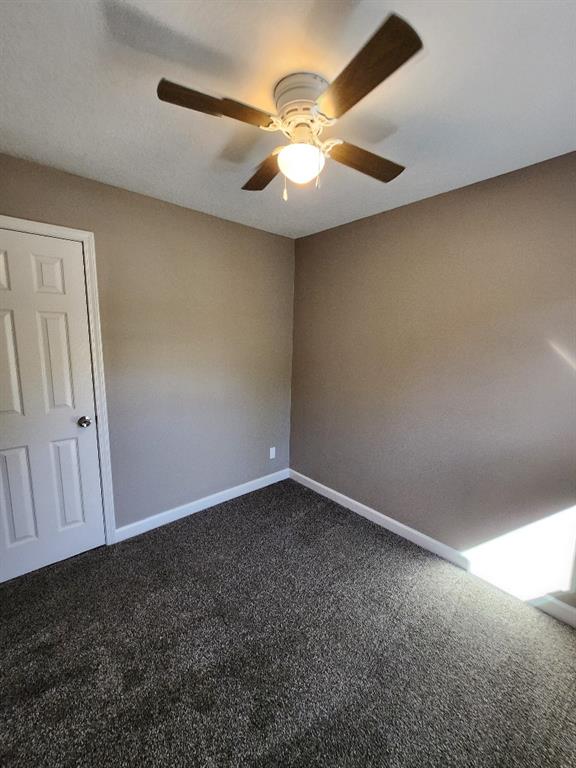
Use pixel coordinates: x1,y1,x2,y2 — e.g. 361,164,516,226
1,480,575,767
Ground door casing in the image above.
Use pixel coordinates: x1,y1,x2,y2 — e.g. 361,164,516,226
0,215,116,543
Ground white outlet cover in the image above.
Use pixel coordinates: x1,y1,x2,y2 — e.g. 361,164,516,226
269,447,276,460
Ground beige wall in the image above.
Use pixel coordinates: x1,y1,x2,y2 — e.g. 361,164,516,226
2,149,574,573
291,153,576,551
0,153,294,527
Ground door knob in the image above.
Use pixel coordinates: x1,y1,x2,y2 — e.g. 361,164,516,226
77,416,92,428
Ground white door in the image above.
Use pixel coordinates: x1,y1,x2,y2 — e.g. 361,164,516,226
0,228,105,581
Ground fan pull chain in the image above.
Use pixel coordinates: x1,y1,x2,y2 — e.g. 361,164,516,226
282,175,288,202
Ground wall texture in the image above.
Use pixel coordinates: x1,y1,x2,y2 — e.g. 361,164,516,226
2,148,574,602
291,152,576,552
0,153,294,527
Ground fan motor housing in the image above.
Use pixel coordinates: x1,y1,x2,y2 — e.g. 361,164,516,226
274,72,328,118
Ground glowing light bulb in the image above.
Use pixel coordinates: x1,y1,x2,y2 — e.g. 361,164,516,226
277,143,325,185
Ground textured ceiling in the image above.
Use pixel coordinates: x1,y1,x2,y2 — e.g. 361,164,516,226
0,0,575,238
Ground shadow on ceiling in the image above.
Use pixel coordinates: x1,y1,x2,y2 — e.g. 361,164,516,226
102,0,400,165
102,0,237,75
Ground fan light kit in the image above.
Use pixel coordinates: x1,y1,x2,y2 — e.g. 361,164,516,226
277,144,325,185
157,13,422,199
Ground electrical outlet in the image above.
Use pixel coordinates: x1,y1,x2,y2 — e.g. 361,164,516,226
269,446,276,460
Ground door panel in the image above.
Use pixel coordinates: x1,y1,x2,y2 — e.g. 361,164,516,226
0,228,105,581
51,438,85,527
0,250,10,290
38,311,75,410
0,309,23,414
0,446,38,543
33,253,65,294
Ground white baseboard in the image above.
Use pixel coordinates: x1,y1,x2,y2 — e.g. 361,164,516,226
289,469,469,570
529,595,576,628
115,467,465,569
113,469,290,543
112,466,576,629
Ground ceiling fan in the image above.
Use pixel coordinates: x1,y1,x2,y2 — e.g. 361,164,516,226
157,13,422,196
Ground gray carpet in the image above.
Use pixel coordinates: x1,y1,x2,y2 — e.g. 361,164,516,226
1,480,575,767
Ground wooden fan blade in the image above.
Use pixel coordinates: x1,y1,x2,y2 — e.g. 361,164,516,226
329,142,405,182
242,153,280,190
157,79,219,115
219,98,274,128
317,14,422,119
157,79,273,128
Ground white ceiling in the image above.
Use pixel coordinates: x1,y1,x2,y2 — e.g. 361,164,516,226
1,0,575,238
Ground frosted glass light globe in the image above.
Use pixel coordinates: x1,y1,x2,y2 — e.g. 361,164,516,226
277,143,325,185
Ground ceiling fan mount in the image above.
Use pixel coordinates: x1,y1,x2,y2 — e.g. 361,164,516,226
156,13,423,193
273,72,328,119
265,73,340,162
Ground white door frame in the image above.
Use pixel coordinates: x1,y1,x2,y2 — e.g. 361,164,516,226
0,214,116,543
